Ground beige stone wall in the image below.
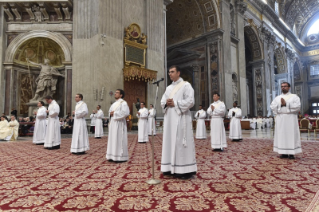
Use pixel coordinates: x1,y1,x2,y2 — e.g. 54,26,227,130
72,0,166,116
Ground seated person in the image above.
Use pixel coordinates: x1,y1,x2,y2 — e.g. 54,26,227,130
0,116,19,141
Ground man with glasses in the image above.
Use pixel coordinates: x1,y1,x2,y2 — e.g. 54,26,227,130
270,82,301,159
160,65,197,179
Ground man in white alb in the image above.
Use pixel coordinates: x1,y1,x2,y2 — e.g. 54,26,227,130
270,82,301,159
137,102,148,143
44,96,61,150
94,105,104,139
33,101,47,145
228,101,242,141
89,111,96,133
71,94,89,155
148,104,156,136
106,89,130,162
194,105,207,139
160,65,197,179
207,93,227,151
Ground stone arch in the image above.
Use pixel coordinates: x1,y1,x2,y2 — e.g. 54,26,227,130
244,23,264,61
5,30,72,64
166,0,220,46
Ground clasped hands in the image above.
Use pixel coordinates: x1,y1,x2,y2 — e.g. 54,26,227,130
211,105,215,110
166,98,175,107
281,98,286,106
110,111,114,117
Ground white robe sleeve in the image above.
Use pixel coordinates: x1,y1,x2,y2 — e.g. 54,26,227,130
207,105,213,116
161,91,169,113
90,114,94,119
270,97,280,115
213,103,225,117
37,108,47,119
194,111,199,119
286,95,301,114
199,111,206,119
227,109,233,118
173,83,194,116
49,104,59,118
75,104,88,119
113,102,130,120
235,109,242,118
95,111,104,119
140,109,148,118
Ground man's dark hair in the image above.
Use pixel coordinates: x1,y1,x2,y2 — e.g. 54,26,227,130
281,82,290,87
141,102,145,105
150,104,153,107
117,89,125,99
77,93,83,100
199,105,202,107
169,65,181,73
98,105,101,109
213,92,220,97
234,101,238,106
45,95,53,100
39,101,45,106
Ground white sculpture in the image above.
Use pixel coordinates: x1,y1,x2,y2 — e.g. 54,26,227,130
26,58,64,101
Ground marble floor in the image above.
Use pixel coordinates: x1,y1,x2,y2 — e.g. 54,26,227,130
8,128,318,142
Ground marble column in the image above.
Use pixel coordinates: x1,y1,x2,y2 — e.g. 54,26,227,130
4,68,12,115
220,0,232,107
235,0,247,115
65,67,72,114
193,65,200,110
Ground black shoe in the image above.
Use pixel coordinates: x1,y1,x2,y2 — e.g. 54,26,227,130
114,160,127,163
162,171,173,176
53,145,60,149
107,159,113,162
280,154,288,159
175,172,196,179
288,155,295,159
36,143,44,145
213,148,223,152
95,137,101,139
46,147,54,150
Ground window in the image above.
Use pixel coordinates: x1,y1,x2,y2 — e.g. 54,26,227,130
311,103,319,115
275,1,279,14
308,19,319,36
310,64,319,77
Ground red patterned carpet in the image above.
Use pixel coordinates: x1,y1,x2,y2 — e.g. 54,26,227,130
0,134,319,211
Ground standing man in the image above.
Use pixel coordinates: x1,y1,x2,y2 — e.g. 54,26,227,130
106,89,130,162
194,105,207,140
160,65,197,179
207,93,227,151
44,96,61,150
89,110,96,133
33,101,47,145
71,94,89,155
137,102,149,143
228,101,242,141
94,105,104,139
270,82,301,159
148,104,156,136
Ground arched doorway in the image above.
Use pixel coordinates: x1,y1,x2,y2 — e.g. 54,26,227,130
3,31,72,116
244,21,264,117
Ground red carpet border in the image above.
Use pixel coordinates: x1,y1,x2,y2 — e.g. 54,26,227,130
0,135,318,211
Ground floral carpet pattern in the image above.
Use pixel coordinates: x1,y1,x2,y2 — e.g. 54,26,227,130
0,135,319,211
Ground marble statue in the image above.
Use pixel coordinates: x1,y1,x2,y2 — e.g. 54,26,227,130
32,5,43,22
232,80,238,102
26,58,64,101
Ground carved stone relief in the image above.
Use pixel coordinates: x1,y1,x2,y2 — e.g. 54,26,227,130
255,69,263,116
232,74,238,102
210,42,219,93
